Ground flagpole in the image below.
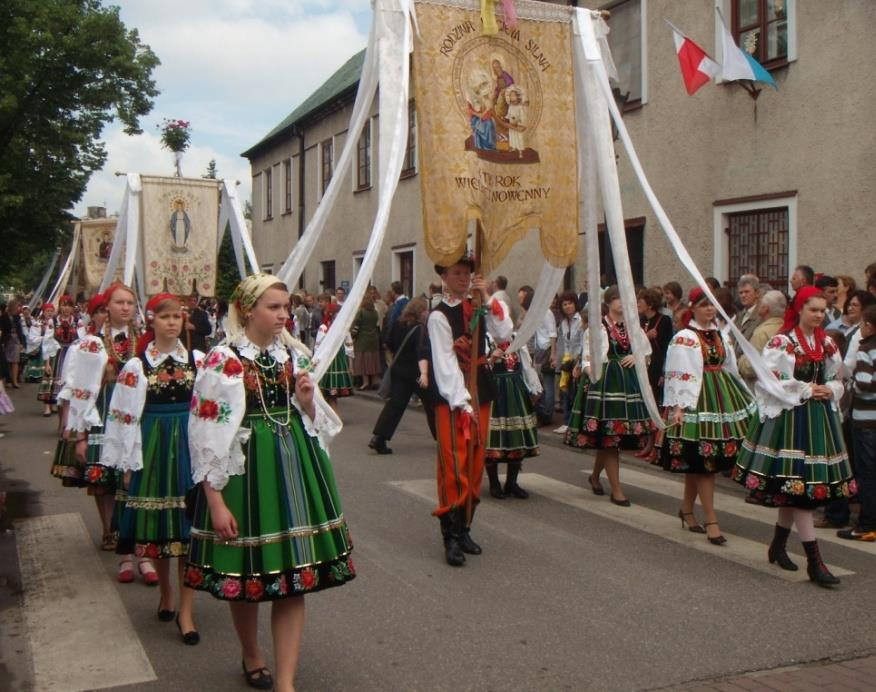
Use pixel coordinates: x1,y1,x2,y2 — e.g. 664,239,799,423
465,221,484,525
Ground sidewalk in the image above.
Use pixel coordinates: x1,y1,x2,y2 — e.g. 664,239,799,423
677,651,876,691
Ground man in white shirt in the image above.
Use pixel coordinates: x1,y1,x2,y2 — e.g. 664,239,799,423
427,256,512,566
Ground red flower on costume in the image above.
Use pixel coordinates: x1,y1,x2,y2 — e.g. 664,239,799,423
221,578,242,599
245,579,264,600
120,371,138,387
300,568,316,590
278,575,289,595
199,399,219,420
812,485,828,500
223,359,243,377
86,466,103,483
613,421,626,434
144,543,159,559
185,567,204,587
724,441,737,457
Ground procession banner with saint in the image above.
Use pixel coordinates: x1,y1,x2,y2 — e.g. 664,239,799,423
139,175,220,296
78,217,124,294
413,0,578,272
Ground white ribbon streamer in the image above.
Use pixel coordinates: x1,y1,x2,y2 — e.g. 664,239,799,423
312,0,413,380
48,224,81,304
574,10,663,427
219,180,260,278
505,260,565,354
276,18,380,287
28,248,61,311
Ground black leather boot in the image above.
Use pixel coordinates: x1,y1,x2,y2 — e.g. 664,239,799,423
457,507,482,555
439,513,465,566
504,461,529,499
802,540,840,587
368,435,393,455
486,462,505,499
767,524,798,571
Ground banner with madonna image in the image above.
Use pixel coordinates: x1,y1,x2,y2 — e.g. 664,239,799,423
78,217,124,294
139,175,220,297
413,0,578,272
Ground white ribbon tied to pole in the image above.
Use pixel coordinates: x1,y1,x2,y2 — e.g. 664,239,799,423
28,248,61,311
574,8,796,408
219,180,260,279
311,0,413,380
48,224,81,305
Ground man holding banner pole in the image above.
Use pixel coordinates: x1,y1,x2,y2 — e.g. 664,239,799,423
426,254,512,567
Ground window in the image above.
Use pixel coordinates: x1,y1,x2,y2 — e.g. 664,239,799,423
321,139,334,194
260,263,274,275
284,159,292,214
392,247,415,297
401,100,417,177
321,260,336,292
713,192,797,290
596,218,645,286
603,0,645,106
732,0,788,69
352,253,365,281
356,122,372,190
264,167,273,220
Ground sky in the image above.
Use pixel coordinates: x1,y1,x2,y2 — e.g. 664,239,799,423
74,0,372,216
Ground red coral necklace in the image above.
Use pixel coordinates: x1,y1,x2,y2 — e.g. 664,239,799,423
607,317,630,351
794,327,824,362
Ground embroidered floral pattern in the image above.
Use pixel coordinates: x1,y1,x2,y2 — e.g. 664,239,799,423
71,388,92,400
107,408,138,425
665,370,696,382
190,395,232,423
118,371,139,387
672,336,697,347
79,339,102,353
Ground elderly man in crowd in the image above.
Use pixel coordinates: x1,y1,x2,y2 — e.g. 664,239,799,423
732,274,762,358
737,290,787,388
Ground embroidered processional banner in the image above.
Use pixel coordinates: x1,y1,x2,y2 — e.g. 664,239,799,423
139,176,220,296
413,0,578,272
78,217,123,294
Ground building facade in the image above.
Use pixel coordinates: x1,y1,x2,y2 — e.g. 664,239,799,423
243,0,876,299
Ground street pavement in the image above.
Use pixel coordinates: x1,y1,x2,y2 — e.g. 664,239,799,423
1,384,876,692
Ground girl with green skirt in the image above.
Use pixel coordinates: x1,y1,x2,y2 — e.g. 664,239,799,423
659,288,757,545
315,299,354,407
733,287,855,587
102,293,202,644
186,275,354,691
485,336,542,499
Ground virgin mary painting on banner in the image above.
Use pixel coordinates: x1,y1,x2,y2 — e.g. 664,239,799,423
414,0,578,272
79,217,124,294
139,176,220,296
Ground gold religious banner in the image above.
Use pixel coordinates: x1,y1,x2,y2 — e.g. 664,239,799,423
140,176,220,296
413,0,578,272
79,217,123,294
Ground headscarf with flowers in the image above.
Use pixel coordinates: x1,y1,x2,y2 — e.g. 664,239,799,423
226,273,310,356
136,293,182,355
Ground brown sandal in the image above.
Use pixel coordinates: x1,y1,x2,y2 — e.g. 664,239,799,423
101,532,117,551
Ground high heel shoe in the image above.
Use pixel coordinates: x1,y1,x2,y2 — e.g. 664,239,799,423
678,509,706,534
588,474,605,496
704,522,727,546
175,614,200,646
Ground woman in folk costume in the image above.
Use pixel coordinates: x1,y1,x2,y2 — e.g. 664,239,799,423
22,306,46,383
60,283,158,585
426,257,513,566
101,294,202,645
50,294,108,487
37,296,78,416
184,274,353,691
315,301,354,406
733,287,855,587
485,335,541,499
658,288,758,545
565,286,656,506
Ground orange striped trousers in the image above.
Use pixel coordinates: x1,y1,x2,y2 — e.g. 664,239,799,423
433,403,491,517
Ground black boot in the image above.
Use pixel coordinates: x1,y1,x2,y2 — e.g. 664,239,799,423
368,435,393,455
439,513,465,567
802,540,840,587
457,507,482,555
486,462,505,499
767,524,798,571
504,461,529,499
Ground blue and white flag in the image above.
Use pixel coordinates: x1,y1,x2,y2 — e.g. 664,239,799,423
716,7,777,89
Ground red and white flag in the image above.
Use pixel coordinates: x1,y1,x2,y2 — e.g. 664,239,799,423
666,21,720,95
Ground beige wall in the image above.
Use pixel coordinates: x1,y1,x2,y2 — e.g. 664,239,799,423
249,0,876,301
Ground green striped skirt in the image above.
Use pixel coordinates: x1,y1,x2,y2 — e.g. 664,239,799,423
50,436,86,487
185,409,355,601
116,403,192,558
732,399,855,508
83,383,118,495
565,360,655,450
319,350,353,398
659,370,757,474
37,351,62,403
486,370,539,461
24,353,44,382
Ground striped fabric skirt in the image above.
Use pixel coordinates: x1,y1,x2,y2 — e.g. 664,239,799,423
319,350,354,398
116,403,192,558
565,359,655,450
83,384,118,496
185,409,355,602
733,399,856,508
37,348,68,403
658,370,757,474
486,370,539,461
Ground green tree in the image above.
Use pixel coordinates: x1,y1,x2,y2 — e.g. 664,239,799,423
0,0,159,289
215,200,252,301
